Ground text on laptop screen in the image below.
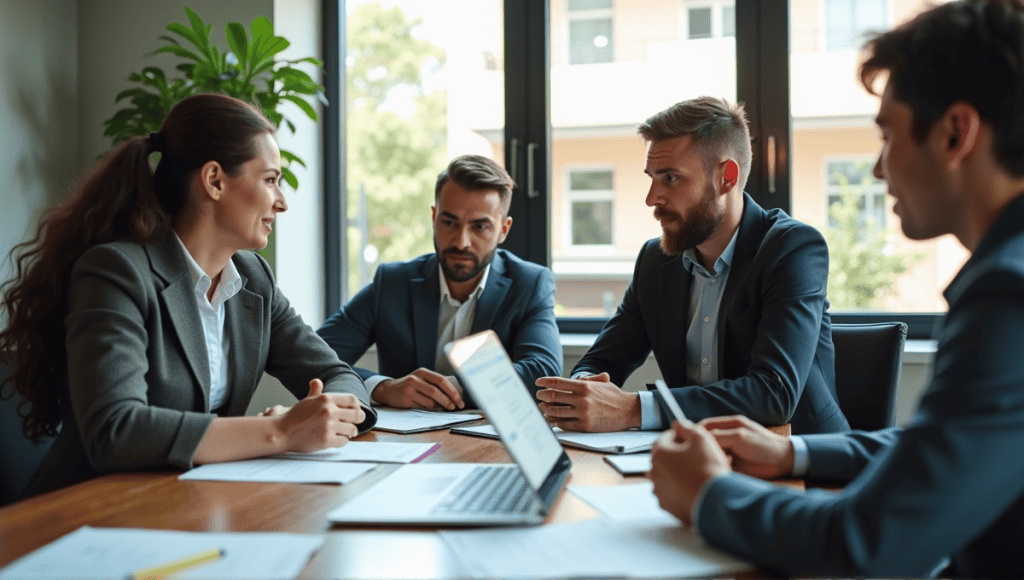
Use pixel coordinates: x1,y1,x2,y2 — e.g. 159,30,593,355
448,333,563,490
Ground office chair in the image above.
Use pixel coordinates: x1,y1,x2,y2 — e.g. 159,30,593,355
0,352,55,506
831,322,908,432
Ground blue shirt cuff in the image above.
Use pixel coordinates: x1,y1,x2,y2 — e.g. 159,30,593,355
639,391,667,430
790,435,810,477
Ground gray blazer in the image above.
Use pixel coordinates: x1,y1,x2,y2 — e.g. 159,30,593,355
695,193,1024,578
23,234,375,498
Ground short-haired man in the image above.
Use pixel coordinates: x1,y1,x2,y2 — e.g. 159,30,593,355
536,97,849,435
650,1,1024,577
318,154,561,410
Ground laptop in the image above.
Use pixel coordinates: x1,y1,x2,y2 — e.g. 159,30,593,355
326,330,572,526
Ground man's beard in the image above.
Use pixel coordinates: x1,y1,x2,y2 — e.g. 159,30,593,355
436,242,496,283
655,181,723,256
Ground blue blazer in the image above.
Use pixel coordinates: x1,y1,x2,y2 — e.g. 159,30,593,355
696,193,1024,578
318,250,562,405
573,194,848,434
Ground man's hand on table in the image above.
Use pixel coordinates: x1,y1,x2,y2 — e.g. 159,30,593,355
534,373,642,432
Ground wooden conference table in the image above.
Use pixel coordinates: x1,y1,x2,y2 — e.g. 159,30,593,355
0,418,795,579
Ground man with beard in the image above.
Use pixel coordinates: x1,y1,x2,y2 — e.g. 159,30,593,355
318,155,561,410
536,97,848,435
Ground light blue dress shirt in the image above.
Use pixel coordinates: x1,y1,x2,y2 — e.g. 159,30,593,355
638,228,741,429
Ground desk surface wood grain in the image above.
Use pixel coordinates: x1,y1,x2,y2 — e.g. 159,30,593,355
0,418,795,578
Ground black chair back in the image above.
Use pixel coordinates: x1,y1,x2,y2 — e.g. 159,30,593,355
832,322,908,431
0,354,55,506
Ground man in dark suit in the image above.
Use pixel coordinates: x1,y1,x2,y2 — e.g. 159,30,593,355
318,155,561,410
536,97,848,435
649,2,1024,577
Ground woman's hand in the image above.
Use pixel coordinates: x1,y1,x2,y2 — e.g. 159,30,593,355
274,379,367,453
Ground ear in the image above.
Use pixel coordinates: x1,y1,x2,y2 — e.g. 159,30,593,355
720,159,740,193
199,160,226,201
431,205,437,221
498,216,513,243
941,101,982,169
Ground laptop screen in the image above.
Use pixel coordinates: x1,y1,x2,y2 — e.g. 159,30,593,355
446,331,563,491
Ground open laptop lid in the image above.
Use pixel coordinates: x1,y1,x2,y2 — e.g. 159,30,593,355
446,330,571,506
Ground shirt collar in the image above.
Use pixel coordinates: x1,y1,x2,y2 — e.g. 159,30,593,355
681,226,740,277
438,262,491,306
174,233,244,301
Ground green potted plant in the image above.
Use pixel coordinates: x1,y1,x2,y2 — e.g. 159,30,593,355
102,6,325,191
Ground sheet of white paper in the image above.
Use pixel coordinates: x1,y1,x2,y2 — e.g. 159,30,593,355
272,441,439,463
178,458,375,483
604,452,652,475
454,424,660,453
0,526,324,580
439,517,752,578
373,409,482,432
569,481,674,523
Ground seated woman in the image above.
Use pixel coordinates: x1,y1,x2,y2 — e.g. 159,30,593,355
1,93,376,498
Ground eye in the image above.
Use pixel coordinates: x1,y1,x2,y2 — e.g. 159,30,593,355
474,223,490,231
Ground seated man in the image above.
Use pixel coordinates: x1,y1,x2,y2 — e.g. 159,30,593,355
648,2,1024,577
318,155,561,410
537,97,848,435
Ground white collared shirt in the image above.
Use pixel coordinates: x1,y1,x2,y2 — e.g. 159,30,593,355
175,235,244,411
364,263,491,395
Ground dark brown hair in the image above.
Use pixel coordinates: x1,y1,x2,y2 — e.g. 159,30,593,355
860,0,1024,175
0,93,274,442
638,96,752,190
434,154,515,215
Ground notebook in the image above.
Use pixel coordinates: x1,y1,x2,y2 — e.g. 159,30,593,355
326,330,572,526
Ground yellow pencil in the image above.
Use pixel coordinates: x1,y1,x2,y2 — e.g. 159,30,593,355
129,547,224,580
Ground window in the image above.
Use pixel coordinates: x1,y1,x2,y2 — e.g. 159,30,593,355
568,0,614,64
824,0,888,51
824,158,886,232
683,1,735,40
567,169,614,249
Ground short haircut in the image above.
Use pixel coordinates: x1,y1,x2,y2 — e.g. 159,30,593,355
637,96,752,191
860,0,1024,176
435,154,515,215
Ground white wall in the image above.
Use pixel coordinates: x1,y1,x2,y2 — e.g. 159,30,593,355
0,0,80,321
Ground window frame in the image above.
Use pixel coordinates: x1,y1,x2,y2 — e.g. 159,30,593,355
680,0,736,40
820,0,892,52
822,155,888,231
566,0,615,65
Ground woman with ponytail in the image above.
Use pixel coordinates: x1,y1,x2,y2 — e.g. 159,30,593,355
0,94,375,497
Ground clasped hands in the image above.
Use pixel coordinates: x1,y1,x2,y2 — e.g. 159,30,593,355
257,378,366,453
648,415,797,526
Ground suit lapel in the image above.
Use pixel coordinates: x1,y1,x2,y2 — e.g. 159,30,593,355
148,235,211,411
718,193,765,356
411,257,441,369
471,253,510,333
659,256,690,385
223,281,264,416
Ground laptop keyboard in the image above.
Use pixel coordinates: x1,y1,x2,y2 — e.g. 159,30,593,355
432,465,536,515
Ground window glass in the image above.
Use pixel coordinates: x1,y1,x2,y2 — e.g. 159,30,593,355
549,0,737,317
791,0,965,312
346,0,504,297
688,8,713,39
569,18,614,64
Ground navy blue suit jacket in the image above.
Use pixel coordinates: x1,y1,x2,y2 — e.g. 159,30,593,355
318,250,562,406
696,193,1024,578
573,194,848,434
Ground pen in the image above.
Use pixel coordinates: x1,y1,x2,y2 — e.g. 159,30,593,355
654,379,692,426
129,547,224,580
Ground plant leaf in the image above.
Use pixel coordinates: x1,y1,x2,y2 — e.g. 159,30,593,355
115,88,149,102
286,56,324,67
279,149,307,168
280,166,298,190
281,94,318,121
184,7,209,50
153,45,204,63
166,22,201,50
157,35,181,46
225,22,249,65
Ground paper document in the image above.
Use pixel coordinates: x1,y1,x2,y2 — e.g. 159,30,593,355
272,441,440,463
373,409,483,434
178,458,374,484
452,424,660,453
604,452,652,475
439,517,752,578
569,481,674,523
0,526,324,580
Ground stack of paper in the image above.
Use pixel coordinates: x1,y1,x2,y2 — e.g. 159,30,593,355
271,441,440,463
373,409,483,434
179,458,375,484
0,526,324,580
451,424,660,453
